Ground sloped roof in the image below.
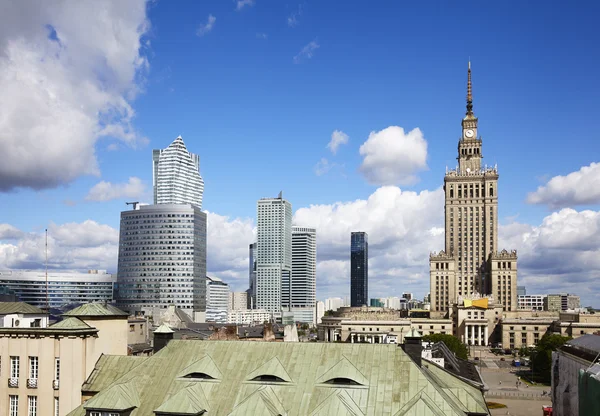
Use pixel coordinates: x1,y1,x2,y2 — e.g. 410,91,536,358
154,383,210,414
63,303,128,317
154,324,175,334
0,301,44,314
67,341,490,416
49,317,91,330
82,355,150,394
83,381,141,411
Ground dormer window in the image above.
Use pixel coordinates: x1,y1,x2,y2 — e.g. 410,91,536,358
324,377,361,386
250,375,287,383
181,372,215,380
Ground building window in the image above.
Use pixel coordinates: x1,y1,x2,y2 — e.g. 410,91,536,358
29,357,39,380
54,358,60,384
10,396,18,416
11,356,20,378
54,398,59,416
129,324,135,332
28,396,37,416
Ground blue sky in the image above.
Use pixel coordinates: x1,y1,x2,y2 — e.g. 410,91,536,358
1,1,599,305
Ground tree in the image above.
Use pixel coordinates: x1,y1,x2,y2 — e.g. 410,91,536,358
422,334,469,360
531,333,571,383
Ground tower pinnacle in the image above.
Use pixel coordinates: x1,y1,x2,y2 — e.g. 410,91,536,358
466,61,473,116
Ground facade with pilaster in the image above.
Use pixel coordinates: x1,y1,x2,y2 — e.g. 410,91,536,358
430,63,518,315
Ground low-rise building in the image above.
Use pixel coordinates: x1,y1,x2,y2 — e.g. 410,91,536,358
0,302,129,416
501,317,555,349
553,312,600,338
228,308,272,325
68,338,490,415
518,294,546,311
0,302,49,328
545,293,581,312
552,334,600,416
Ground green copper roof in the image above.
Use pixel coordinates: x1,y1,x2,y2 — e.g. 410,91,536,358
84,381,141,411
64,303,128,317
83,355,150,394
405,327,423,338
67,341,490,416
49,317,91,329
0,302,44,314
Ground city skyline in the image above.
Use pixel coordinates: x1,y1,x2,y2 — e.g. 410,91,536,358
1,1,599,307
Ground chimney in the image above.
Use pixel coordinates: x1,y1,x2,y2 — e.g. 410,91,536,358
153,324,174,354
401,328,423,367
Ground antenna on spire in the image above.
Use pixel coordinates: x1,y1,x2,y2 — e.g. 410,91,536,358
466,60,473,116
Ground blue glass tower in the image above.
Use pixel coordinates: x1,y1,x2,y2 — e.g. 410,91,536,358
350,232,368,307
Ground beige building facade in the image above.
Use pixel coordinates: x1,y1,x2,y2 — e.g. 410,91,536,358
430,63,518,314
0,303,128,416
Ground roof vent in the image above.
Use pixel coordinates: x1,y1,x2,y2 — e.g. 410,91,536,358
182,372,216,380
250,375,287,383
324,377,362,386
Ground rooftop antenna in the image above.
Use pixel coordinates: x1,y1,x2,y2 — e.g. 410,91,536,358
126,201,140,210
45,229,49,311
277,191,282,199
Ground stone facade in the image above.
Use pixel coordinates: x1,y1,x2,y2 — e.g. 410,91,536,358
430,63,518,314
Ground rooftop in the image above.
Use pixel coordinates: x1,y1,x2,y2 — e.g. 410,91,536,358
68,340,490,416
63,303,128,317
0,301,45,315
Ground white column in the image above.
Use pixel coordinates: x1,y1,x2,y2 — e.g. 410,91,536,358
484,325,489,346
478,325,483,346
470,324,475,345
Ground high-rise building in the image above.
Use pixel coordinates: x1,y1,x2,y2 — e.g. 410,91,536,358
229,291,248,311
256,193,292,314
350,232,368,307
324,297,346,312
153,136,205,209
117,204,207,321
544,293,581,311
429,63,518,314
206,276,229,323
248,242,257,308
288,226,317,323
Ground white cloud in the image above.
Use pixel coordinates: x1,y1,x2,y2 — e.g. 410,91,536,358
293,40,319,64
0,221,119,271
327,130,349,154
85,177,145,202
236,0,255,11
287,5,302,27
314,158,332,176
197,14,216,36
0,224,24,240
526,162,600,209
359,126,428,186
0,0,150,191
500,208,600,305
256,33,268,40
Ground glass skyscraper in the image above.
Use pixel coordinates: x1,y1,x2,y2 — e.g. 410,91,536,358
350,232,368,307
117,204,207,320
152,136,205,209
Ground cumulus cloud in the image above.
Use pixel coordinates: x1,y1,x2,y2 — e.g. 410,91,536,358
500,208,600,305
327,130,349,154
293,40,319,64
0,0,150,192
526,162,600,209
85,177,145,202
0,221,119,271
359,126,428,186
197,14,216,36
0,224,24,240
236,0,255,11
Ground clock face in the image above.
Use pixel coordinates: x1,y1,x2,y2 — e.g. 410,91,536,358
465,129,474,138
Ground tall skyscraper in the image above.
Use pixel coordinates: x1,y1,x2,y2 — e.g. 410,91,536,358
117,204,207,321
288,226,317,323
206,276,229,323
429,63,518,314
256,193,292,314
153,136,205,209
248,242,257,309
350,232,368,307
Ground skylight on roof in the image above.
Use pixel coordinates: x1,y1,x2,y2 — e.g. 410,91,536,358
182,372,215,380
323,377,362,386
250,375,288,383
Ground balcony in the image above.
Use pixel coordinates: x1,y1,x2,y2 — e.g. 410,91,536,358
8,377,18,388
53,379,59,390
27,378,38,388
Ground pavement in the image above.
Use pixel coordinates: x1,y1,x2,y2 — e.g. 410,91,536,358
488,399,553,416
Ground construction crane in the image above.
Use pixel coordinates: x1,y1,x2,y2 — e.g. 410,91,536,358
126,201,140,210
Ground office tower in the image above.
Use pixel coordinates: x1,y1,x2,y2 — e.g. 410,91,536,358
117,204,207,321
229,291,248,311
324,297,346,312
256,192,292,314
153,136,205,209
429,63,518,313
350,232,368,307
248,242,257,308
288,226,317,323
206,276,229,323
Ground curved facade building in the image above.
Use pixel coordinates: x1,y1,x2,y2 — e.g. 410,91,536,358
153,136,205,209
117,204,207,320
0,270,115,308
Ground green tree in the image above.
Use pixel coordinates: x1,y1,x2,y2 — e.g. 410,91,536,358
422,334,469,360
531,334,571,383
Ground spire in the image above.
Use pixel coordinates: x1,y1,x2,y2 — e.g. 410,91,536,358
466,61,473,116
